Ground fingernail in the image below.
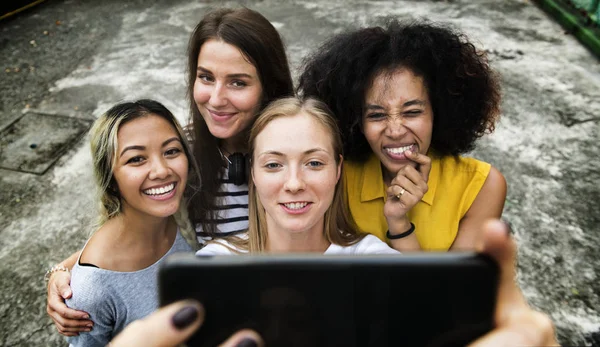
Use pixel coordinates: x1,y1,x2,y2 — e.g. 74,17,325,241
405,150,412,155
236,338,258,347
83,314,90,319
172,305,199,330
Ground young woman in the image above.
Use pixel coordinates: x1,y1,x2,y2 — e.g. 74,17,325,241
298,21,507,252
46,7,294,335
198,97,398,255
64,100,198,346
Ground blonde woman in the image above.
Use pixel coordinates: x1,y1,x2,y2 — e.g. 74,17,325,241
198,97,398,255
64,100,198,346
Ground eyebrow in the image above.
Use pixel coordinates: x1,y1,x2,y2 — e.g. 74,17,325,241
197,66,253,79
365,99,426,110
120,137,181,157
258,148,329,158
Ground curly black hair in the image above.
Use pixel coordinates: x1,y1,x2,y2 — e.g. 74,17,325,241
297,20,501,161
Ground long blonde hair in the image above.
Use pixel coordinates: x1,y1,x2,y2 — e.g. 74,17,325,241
224,97,364,253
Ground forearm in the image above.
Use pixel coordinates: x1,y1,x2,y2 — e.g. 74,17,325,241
58,250,81,270
387,217,421,252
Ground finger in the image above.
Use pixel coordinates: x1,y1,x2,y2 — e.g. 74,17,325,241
58,332,79,337
51,314,93,331
219,329,264,347
55,322,91,335
110,300,204,347
391,166,427,193
468,310,558,347
389,175,419,196
48,271,72,299
48,297,91,321
405,150,432,182
480,219,527,318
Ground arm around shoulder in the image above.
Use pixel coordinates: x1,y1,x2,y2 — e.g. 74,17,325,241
451,166,507,250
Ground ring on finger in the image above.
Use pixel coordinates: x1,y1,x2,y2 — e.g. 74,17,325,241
396,188,405,200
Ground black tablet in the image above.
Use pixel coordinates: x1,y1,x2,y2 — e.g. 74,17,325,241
158,253,498,347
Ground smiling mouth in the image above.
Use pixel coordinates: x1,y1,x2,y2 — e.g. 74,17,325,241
385,144,416,155
282,202,310,210
143,183,175,196
208,109,237,118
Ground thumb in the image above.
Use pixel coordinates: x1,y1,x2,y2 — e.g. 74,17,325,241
58,283,72,299
110,300,204,347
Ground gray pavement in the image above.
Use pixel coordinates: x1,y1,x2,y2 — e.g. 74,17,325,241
1,0,599,345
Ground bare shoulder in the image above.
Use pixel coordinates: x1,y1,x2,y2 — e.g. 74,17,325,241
482,165,507,200
79,221,118,268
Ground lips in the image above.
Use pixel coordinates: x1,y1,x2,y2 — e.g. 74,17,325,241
142,182,177,201
207,109,237,123
280,201,312,214
384,143,417,160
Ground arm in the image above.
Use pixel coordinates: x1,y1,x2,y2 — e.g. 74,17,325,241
46,250,94,336
384,150,431,251
451,166,507,251
468,220,558,346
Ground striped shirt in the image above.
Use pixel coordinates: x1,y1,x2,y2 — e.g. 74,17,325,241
195,168,249,244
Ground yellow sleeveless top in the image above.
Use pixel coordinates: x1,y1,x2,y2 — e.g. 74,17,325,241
343,153,491,251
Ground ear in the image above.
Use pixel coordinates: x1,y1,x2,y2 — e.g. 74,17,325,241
336,154,343,182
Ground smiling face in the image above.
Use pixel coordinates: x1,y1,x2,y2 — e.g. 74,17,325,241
252,112,341,237
193,39,263,152
363,68,433,183
112,114,189,220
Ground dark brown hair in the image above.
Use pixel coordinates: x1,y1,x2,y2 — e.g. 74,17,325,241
186,8,294,237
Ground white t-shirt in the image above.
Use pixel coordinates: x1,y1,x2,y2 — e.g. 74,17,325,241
196,234,399,256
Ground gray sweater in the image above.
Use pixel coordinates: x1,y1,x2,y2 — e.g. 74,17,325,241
66,231,192,347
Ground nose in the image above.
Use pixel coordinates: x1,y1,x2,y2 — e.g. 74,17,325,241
149,157,170,180
209,83,228,108
283,167,305,193
385,115,407,138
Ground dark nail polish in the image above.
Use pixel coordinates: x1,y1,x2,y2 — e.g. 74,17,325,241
172,306,199,330
236,338,258,347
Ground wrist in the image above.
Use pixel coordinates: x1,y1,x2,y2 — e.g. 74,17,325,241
387,221,415,240
44,264,70,282
388,216,411,233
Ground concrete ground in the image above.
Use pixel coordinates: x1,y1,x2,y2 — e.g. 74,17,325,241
0,0,599,345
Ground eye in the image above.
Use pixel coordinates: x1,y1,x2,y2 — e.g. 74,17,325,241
307,160,324,168
264,162,282,170
126,156,145,165
404,109,423,117
197,74,214,83
165,148,182,157
366,112,386,120
231,80,247,88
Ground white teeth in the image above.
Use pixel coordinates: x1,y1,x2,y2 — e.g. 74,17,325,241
144,183,175,196
386,145,413,154
284,202,309,210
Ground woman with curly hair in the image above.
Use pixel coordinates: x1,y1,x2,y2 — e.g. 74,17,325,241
298,20,507,251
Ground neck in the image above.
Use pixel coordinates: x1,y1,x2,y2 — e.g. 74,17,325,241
265,221,330,253
221,134,247,155
110,209,175,248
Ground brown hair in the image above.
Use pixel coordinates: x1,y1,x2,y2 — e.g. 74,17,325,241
186,7,294,237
